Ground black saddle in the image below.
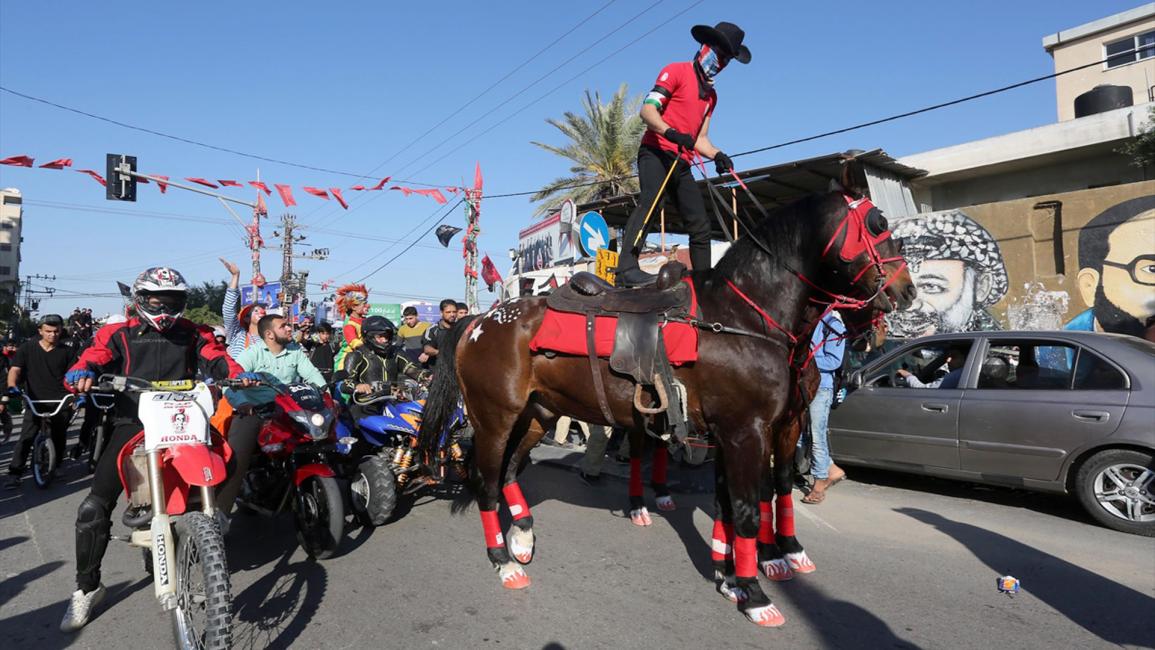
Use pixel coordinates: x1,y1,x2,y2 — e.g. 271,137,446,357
547,262,690,315
541,262,693,440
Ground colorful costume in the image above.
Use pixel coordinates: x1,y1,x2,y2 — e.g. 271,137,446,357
332,283,370,370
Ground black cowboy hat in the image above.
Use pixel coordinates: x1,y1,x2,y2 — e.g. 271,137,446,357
691,21,751,64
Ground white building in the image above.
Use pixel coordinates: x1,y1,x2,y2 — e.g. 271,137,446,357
0,188,23,298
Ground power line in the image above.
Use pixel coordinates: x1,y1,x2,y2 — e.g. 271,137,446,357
353,198,465,283
389,0,666,180
303,1,628,233
402,0,704,181
369,0,621,176
0,85,447,187
480,51,1131,199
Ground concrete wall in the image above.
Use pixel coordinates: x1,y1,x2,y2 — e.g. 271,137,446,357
1050,14,1155,121
886,180,1155,339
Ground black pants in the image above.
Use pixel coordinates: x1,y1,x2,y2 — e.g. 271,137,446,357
77,400,100,450
618,146,713,274
214,413,262,514
1,408,12,440
7,408,72,476
76,416,255,591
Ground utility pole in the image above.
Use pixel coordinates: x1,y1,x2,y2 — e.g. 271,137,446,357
21,273,56,317
272,213,328,321
463,181,482,314
248,169,267,285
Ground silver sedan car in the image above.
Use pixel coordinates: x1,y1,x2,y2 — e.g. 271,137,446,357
830,330,1155,536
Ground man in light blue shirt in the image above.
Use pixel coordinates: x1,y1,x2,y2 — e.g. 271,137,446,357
801,311,846,504
217,313,326,516
235,314,326,389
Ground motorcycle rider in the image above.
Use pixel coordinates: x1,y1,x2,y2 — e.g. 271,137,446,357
59,267,243,633
215,313,328,515
341,316,422,422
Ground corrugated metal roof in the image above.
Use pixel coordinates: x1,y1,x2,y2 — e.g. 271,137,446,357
575,149,926,239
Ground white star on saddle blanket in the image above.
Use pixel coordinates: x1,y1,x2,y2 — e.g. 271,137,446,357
469,322,485,342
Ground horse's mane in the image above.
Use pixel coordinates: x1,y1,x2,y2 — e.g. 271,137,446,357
712,192,839,278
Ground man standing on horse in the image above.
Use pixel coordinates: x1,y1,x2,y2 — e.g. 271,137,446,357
615,21,751,288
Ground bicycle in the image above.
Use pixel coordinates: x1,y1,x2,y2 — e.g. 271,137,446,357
81,392,117,473
19,391,77,489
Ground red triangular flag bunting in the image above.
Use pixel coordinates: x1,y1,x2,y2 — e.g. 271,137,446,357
369,176,390,190
153,175,169,193
302,187,329,200
249,181,271,195
218,180,242,187
0,155,34,167
256,192,267,214
473,162,483,194
39,158,73,169
75,169,106,186
350,185,367,191
186,178,219,188
330,188,348,209
274,184,296,207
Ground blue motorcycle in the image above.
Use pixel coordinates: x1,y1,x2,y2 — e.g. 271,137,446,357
337,380,470,526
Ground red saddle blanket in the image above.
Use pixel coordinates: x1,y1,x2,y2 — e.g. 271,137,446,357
529,310,699,365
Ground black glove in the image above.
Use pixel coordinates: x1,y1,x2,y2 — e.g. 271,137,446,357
714,151,733,175
663,128,697,151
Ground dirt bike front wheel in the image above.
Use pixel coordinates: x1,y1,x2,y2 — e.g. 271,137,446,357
294,475,345,559
171,513,233,650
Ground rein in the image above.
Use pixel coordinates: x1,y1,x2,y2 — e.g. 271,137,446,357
686,157,901,361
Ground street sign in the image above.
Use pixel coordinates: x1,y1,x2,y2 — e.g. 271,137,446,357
578,211,610,258
595,248,618,285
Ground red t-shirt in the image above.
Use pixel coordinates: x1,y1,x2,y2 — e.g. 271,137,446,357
640,61,717,162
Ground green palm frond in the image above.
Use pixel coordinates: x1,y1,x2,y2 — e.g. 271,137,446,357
530,83,644,217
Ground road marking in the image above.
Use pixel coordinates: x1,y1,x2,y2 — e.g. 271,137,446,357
796,504,839,533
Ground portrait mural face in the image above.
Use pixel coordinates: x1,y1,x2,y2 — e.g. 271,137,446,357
1070,196,1155,337
885,210,1008,338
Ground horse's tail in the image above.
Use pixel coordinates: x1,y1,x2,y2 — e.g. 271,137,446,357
416,315,476,459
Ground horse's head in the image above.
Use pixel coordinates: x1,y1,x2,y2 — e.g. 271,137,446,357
815,190,916,314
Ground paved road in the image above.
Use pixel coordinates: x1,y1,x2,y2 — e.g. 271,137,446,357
1,427,1153,649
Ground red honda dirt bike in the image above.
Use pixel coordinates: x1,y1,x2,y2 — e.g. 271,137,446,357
98,374,244,650
231,376,350,559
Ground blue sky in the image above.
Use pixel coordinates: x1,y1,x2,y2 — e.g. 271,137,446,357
0,0,1143,316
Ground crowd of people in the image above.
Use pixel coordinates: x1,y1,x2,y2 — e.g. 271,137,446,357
0,263,477,631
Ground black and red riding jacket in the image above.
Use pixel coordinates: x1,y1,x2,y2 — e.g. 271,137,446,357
69,317,242,405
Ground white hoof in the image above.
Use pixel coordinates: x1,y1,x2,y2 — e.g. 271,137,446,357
744,603,786,627
785,551,816,574
655,495,676,511
760,558,794,582
507,526,535,565
629,507,652,526
714,570,746,604
497,562,531,589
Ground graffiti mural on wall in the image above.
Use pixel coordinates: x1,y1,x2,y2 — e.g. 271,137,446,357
884,183,1155,340
1065,195,1155,337
885,210,1009,338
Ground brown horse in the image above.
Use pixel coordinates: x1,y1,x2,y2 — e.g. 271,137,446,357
417,189,915,627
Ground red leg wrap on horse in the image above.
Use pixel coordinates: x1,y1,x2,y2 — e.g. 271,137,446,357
758,501,774,544
629,458,643,497
734,536,758,578
651,446,668,486
710,520,735,562
775,494,796,537
502,483,531,521
480,510,504,549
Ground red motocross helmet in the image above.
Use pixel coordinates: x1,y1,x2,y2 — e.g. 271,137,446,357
132,267,189,331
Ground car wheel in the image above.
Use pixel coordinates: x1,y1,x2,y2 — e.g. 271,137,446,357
1075,449,1155,537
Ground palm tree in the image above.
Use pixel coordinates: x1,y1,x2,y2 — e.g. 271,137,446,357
530,83,644,217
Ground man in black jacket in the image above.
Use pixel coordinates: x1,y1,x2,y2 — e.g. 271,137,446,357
59,267,243,633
